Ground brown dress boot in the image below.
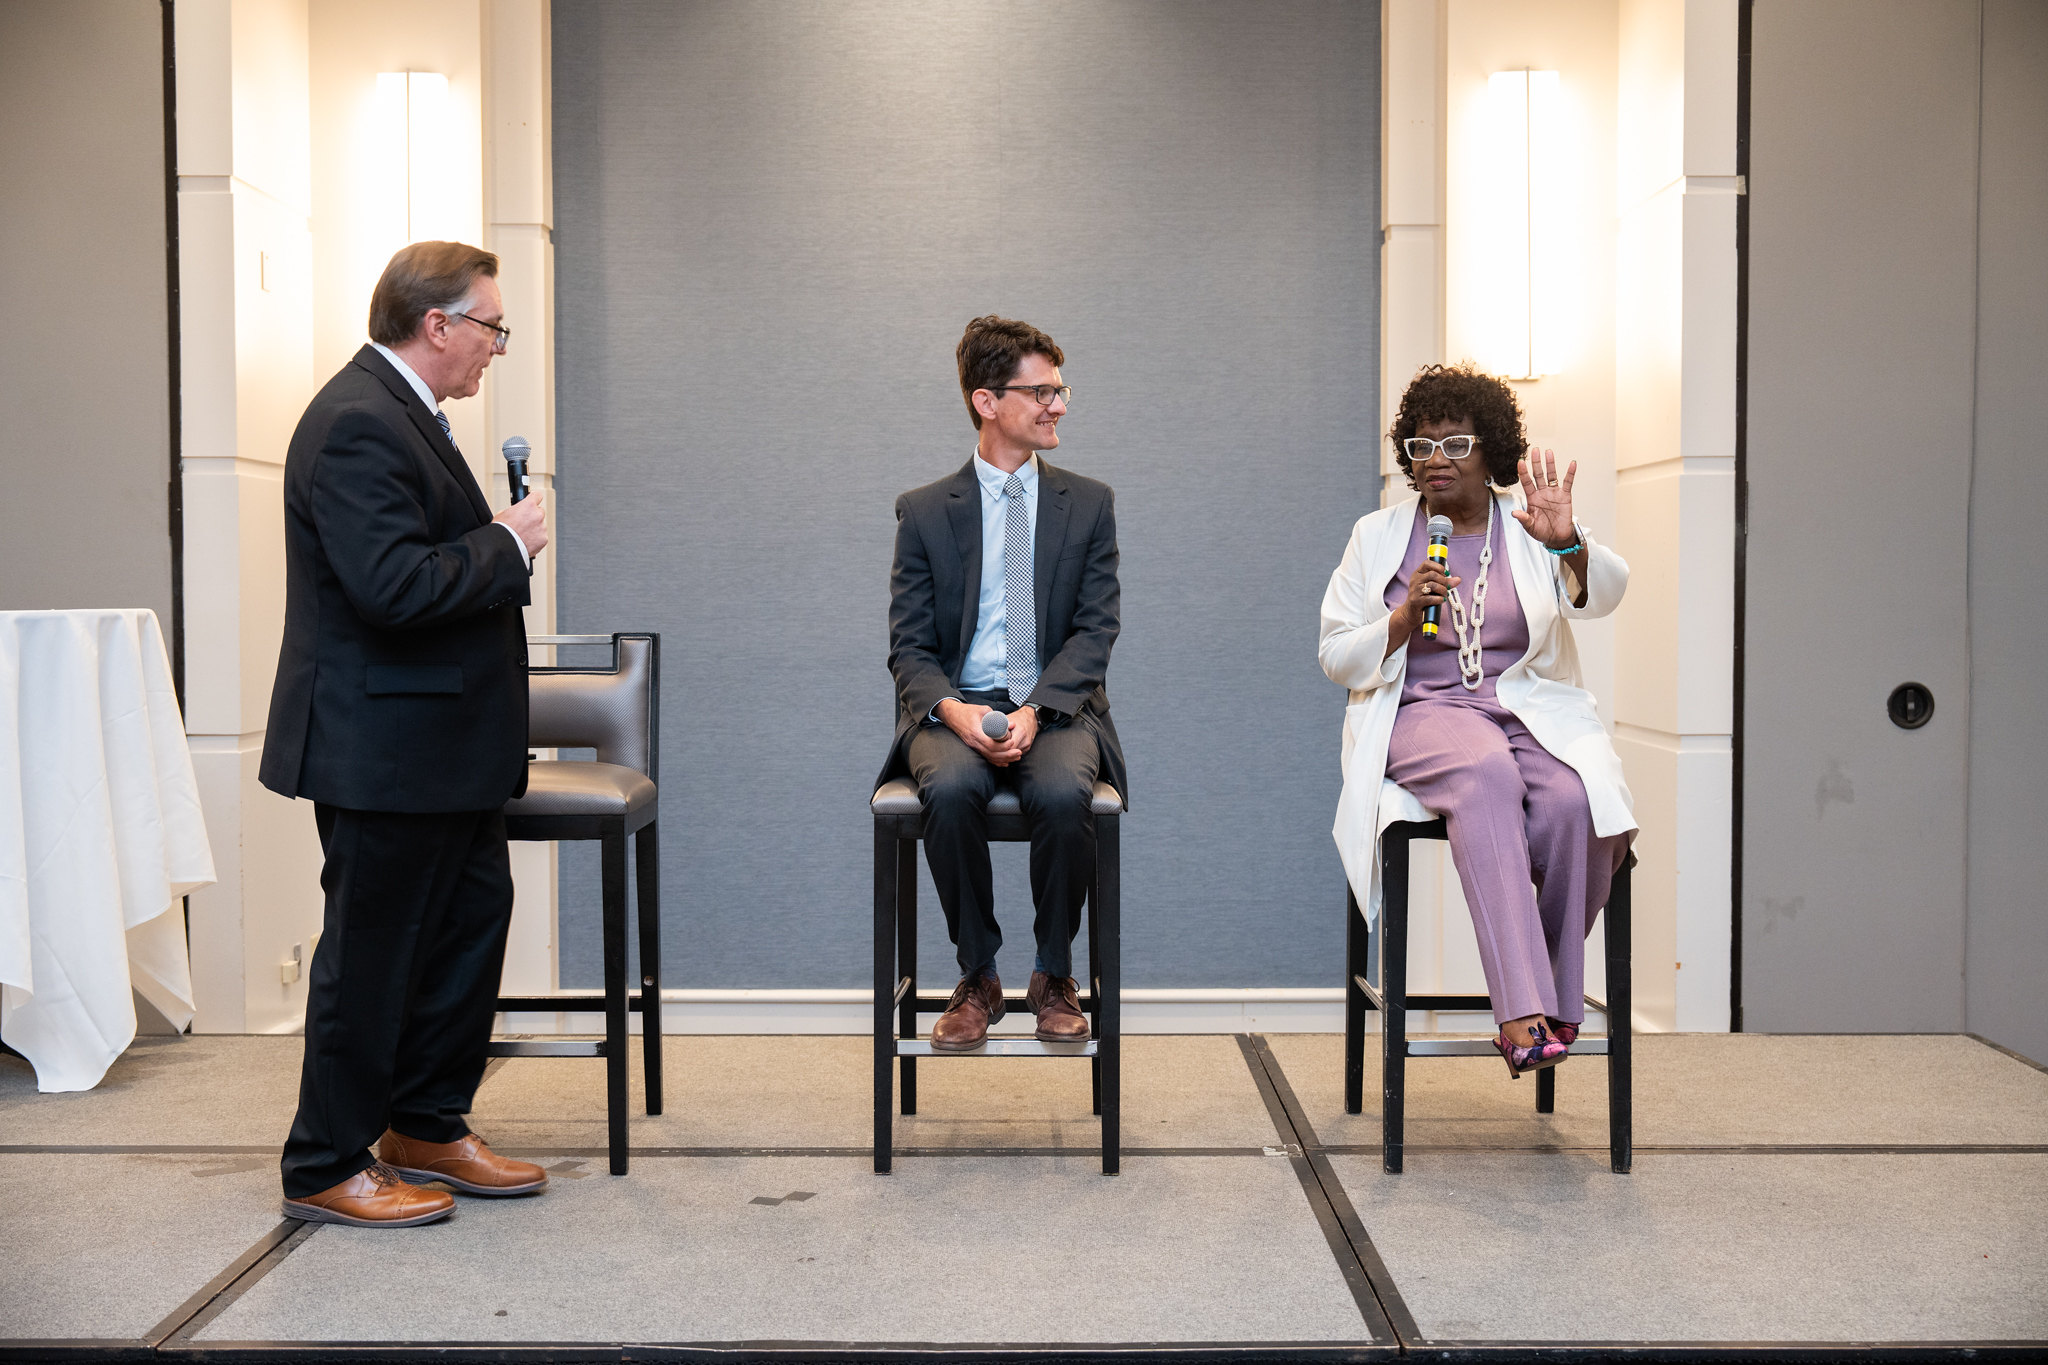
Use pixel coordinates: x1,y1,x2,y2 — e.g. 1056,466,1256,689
282,1162,455,1227
929,970,1004,1051
1026,970,1090,1042
377,1130,548,1196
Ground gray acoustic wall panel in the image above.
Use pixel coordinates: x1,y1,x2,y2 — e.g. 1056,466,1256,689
1743,0,1979,1032
551,0,1379,988
0,0,172,626
1965,0,2048,1065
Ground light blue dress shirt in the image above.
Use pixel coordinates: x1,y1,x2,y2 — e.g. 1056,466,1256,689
958,451,1039,694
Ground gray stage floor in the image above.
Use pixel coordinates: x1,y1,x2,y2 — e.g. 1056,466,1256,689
2,1031,2044,1358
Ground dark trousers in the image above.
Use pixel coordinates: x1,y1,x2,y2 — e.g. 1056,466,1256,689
907,690,1099,979
280,804,514,1197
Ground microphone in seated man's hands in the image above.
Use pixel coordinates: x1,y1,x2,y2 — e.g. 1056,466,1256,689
981,710,1011,741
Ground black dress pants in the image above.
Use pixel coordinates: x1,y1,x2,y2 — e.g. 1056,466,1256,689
907,691,1099,979
280,804,514,1197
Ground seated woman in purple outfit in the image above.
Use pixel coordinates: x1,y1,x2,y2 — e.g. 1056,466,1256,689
1320,364,1637,1077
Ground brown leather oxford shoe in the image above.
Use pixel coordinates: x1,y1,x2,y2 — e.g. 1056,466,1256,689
377,1129,548,1196
1026,970,1090,1042
281,1162,454,1227
930,969,1005,1051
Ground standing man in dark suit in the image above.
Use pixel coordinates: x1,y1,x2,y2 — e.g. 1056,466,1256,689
263,241,550,1227
879,316,1126,1051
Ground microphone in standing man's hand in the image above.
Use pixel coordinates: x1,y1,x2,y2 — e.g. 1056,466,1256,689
981,710,1011,741
1422,514,1452,639
501,436,531,505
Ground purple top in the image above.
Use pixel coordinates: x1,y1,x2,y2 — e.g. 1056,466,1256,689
1384,505,1529,703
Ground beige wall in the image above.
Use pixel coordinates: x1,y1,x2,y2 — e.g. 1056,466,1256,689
0,0,174,625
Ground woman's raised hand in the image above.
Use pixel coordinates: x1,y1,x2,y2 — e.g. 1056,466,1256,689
1513,448,1578,549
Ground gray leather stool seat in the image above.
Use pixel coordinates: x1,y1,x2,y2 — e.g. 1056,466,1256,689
868,776,1123,818
506,760,656,819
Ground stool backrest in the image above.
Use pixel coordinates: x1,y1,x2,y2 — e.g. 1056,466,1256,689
527,633,658,779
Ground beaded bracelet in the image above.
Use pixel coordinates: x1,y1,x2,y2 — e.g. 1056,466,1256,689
1544,521,1585,555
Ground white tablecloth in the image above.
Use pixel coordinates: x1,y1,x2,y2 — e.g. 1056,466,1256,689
0,609,216,1091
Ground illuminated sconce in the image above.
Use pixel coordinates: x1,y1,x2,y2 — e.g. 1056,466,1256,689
1484,69,1565,380
372,71,458,242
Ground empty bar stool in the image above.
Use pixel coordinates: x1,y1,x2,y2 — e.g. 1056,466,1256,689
1345,811,1634,1174
492,633,663,1175
871,776,1124,1175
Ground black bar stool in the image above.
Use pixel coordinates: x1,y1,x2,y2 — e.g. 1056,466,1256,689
492,633,663,1176
1344,817,1634,1174
870,776,1124,1175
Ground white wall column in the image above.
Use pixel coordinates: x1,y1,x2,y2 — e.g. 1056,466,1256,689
1379,0,1735,1032
179,0,558,1031
483,0,560,995
176,0,327,1034
1611,0,1736,1031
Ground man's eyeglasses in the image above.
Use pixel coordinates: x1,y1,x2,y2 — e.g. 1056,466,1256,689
987,384,1072,407
451,312,511,353
1402,434,1478,462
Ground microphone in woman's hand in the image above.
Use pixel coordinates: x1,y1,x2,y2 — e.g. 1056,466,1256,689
1423,515,1453,638
981,710,1011,741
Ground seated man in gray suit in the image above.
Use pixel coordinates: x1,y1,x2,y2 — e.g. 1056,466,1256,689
878,315,1127,1051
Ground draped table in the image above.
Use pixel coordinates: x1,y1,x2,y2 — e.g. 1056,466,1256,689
0,609,216,1091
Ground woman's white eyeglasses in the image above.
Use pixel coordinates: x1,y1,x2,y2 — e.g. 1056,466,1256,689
1402,435,1478,462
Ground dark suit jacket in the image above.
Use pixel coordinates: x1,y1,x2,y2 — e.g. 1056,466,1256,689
879,456,1128,803
259,345,532,813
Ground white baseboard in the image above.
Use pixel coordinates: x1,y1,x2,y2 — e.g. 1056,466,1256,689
495,987,1518,1036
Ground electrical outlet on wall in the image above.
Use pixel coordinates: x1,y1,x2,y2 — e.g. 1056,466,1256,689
280,941,304,986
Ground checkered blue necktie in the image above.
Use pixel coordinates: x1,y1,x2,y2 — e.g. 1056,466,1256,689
1002,473,1038,700
433,409,459,454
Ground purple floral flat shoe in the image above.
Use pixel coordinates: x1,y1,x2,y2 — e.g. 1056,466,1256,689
1492,1021,1569,1079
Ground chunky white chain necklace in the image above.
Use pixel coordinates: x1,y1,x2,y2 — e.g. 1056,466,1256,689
1443,498,1494,692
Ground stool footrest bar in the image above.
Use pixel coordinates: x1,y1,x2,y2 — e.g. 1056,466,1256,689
486,1039,606,1058
496,993,653,1013
910,993,1103,1014
1402,1037,1610,1057
897,1038,1098,1058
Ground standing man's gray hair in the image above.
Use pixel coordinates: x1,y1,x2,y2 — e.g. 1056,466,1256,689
368,240,499,345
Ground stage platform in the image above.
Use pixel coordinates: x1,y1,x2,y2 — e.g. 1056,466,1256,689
3,1031,2045,1363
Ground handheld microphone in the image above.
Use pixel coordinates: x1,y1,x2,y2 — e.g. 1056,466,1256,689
501,436,531,505
1422,515,1452,639
981,711,1011,741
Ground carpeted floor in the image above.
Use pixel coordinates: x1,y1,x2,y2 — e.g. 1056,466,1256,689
2,1031,2044,1355
196,1154,1368,1345
1336,1150,2048,1342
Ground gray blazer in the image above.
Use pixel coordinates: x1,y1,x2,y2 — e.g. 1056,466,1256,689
878,456,1127,803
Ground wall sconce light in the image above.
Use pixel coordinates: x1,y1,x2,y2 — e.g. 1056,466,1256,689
373,71,457,242
1485,69,1564,380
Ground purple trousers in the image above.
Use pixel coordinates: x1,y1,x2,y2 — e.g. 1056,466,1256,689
1384,697,1629,1027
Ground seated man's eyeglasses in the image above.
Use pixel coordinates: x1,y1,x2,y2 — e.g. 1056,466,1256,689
987,383,1073,407
1403,434,1478,462
451,312,512,353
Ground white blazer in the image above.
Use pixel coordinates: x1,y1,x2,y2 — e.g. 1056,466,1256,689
1319,489,1636,922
